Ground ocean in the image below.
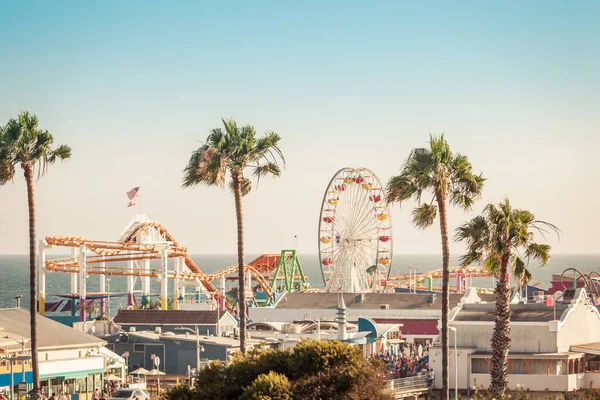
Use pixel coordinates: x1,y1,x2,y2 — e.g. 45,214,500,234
1,253,600,310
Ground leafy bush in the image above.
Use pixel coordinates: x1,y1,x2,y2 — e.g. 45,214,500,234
161,384,195,400
180,339,393,400
241,371,292,400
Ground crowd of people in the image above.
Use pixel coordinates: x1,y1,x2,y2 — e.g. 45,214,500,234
374,342,435,386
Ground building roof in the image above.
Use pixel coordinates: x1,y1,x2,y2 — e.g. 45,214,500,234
114,310,221,325
274,292,495,310
571,342,600,356
0,308,104,351
454,303,567,322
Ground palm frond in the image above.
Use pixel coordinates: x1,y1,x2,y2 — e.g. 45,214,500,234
386,174,418,204
514,256,532,285
0,111,70,182
252,162,281,185
229,176,252,197
182,145,226,188
411,203,437,229
525,243,551,266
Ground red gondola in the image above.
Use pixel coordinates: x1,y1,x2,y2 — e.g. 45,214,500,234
323,216,335,224
379,236,390,242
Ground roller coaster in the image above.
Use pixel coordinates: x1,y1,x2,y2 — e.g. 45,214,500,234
39,214,307,321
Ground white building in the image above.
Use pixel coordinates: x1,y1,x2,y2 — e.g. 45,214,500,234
429,288,600,393
0,308,124,399
248,292,494,345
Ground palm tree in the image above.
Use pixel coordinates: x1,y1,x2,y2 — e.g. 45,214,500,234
182,118,284,353
455,198,558,399
386,134,484,400
0,111,72,399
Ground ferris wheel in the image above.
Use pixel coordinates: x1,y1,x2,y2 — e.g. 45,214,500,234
318,167,393,293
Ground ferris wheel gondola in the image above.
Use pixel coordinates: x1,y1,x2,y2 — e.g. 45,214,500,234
318,167,393,293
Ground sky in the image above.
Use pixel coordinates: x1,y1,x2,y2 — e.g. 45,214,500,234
0,1,599,257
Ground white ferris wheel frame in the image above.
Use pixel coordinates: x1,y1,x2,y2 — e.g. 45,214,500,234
318,167,393,293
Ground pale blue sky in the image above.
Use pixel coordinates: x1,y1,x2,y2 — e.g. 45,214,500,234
0,1,599,256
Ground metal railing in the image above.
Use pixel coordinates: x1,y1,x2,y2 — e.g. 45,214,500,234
387,376,430,393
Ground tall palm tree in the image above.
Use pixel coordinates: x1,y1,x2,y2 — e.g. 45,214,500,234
386,134,484,400
0,111,72,399
455,198,558,399
182,118,284,353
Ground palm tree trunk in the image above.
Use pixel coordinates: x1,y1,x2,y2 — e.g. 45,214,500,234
490,255,511,399
231,172,246,353
436,191,450,400
23,164,40,399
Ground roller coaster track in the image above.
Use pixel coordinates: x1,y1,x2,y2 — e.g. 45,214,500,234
387,265,492,289
45,221,281,299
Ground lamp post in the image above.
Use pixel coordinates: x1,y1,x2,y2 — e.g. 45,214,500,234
450,327,458,399
4,336,28,383
2,355,31,400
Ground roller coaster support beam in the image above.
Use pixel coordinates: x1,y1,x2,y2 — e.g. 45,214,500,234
99,256,106,317
220,276,226,312
161,246,169,310
39,240,46,316
127,256,134,307
270,250,306,299
78,245,87,322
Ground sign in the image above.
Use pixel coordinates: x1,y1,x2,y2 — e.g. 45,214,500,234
18,383,27,396
154,356,160,368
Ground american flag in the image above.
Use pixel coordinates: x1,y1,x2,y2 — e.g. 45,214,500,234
126,187,140,200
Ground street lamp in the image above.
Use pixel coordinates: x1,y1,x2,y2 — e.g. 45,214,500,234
4,336,28,383
1,354,31,400
450,327,458,400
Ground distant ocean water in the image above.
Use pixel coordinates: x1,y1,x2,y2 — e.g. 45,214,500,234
1,254,600,310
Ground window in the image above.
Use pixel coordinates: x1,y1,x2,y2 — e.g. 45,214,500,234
471,358,488,374
134,344,145,352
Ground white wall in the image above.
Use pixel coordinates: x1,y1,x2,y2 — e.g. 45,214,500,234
471,373,570,392
557,302,600,352
450,324,556,353
429,347,476,390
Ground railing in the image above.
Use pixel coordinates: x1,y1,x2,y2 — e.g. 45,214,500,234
387,376,430,394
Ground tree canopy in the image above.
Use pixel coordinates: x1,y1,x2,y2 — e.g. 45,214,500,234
164,339,393,400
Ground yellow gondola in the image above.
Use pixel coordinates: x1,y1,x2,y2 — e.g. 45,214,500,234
327,199,338,206
377,214,389,221
320,237,332,244
379,258,391,265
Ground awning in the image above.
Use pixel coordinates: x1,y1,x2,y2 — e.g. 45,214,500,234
571,342,600,355
42,369,104,380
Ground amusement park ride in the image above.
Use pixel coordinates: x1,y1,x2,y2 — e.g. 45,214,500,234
38,166,494,322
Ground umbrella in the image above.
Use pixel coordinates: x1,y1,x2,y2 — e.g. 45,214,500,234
148,369,165,376
104,374,122,381
129,368,151,375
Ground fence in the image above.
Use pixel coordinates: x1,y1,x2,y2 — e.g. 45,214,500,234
387,375,430,394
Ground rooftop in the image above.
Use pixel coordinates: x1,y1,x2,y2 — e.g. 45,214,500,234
454,303,568,322
0,308,104,351
114,310,222,325
274,292,495,310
